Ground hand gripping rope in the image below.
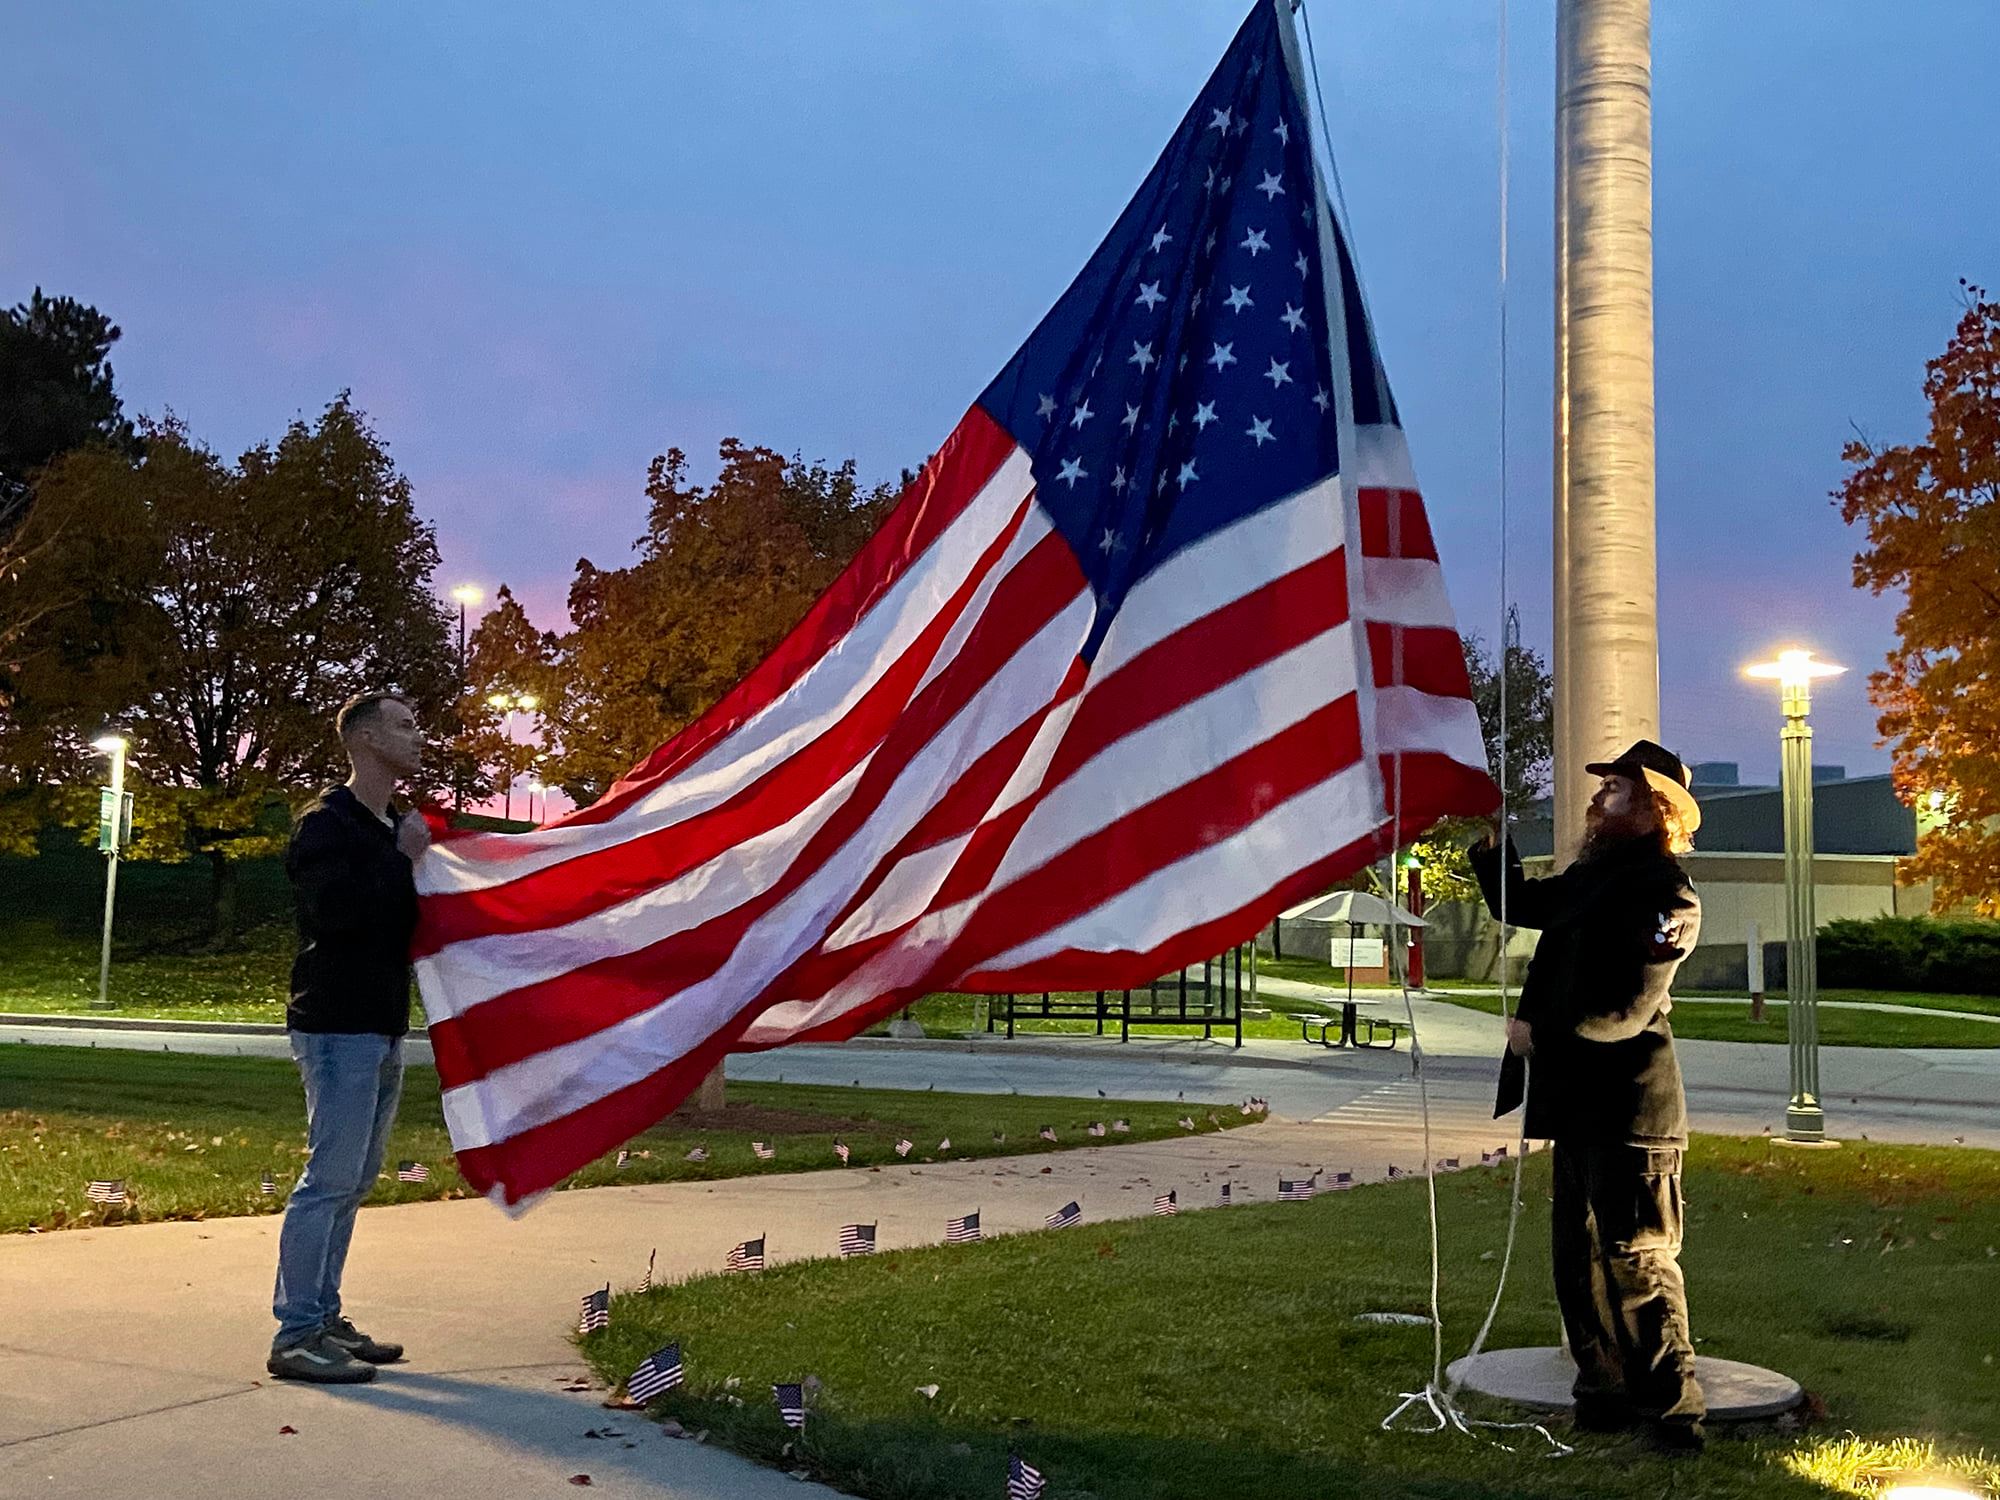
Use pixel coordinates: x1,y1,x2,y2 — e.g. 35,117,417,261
1297,0,1569,1457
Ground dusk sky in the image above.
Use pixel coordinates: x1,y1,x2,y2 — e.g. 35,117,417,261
7,1,1995,786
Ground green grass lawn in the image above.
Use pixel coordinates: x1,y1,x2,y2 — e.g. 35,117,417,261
583,1136,2000,1500
1431,989,2000,1048
0,1044,1250,1234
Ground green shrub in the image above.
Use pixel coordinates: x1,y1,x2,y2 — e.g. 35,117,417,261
1818,915,2000,995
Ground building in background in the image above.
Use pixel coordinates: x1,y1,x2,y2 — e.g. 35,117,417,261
1422,770,1925,989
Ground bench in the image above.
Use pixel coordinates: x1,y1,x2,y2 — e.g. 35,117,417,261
1296,1001,1411,1050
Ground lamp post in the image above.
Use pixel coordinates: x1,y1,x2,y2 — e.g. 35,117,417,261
1745,648,1845,1141
90,734,130,1011
487,690,539,821
1404,856,1426,992
449,584,484,813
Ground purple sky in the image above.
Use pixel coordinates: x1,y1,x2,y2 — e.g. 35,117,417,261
7,1,1995,786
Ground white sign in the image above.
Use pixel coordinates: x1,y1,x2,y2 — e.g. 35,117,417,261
1334,936,1386,970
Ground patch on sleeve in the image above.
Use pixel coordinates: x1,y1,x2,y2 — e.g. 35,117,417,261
1651,911,1689,955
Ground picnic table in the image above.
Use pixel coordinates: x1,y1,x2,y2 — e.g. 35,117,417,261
1298,1001,1411,1050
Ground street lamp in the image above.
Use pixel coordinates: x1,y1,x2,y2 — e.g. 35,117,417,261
448,585,485,813
89,734,130,1011
1745,647,1846,1141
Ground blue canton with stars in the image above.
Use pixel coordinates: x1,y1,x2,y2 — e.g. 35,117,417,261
979,1,1347,657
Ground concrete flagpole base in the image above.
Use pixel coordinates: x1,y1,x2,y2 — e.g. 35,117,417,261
1445,1347,1803,1421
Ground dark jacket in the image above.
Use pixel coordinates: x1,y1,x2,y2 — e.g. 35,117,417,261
286,785,418,1036
1469,834,1699,1147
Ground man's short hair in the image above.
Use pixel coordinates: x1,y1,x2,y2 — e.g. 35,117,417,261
336,691,413,741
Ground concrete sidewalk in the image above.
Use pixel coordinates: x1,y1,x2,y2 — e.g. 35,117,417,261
0,1112,1527,1500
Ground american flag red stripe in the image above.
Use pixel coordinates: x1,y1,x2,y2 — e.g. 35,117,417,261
415,0,1496,1208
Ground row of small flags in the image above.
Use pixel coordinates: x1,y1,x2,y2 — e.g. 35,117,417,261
603,1340,1044,1496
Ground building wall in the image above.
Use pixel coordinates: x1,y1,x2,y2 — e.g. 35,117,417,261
1420,853,1925,988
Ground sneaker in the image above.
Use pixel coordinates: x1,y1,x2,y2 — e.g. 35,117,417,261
267,1333,378,1384
322,1316,404,1365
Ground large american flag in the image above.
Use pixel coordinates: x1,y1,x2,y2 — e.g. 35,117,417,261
413,0,1494,1208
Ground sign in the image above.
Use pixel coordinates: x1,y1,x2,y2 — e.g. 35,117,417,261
1335,937,1386,971
97,790,133,854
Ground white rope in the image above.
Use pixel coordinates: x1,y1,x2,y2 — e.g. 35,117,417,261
1296,0,1568,1456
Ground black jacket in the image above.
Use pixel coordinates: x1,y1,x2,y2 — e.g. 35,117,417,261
285,786,418,1036
1469,835,1699,1147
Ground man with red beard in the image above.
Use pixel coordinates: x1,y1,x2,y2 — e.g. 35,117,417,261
1471,740,1706,1454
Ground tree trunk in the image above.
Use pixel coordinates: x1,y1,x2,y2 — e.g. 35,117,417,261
694,1062,727,1113
207,849,238,951
1554,0,1659,862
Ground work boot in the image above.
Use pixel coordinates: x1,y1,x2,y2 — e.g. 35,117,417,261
1571,1395,1637,1434
1642,1419,1707,1457
267,1332,378,1384
322,1316,404,1364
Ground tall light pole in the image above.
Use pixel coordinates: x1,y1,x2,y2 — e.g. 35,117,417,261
449,584,485,813
1746,648,1845,1141
90,734,130,1011
1553,0,1660,862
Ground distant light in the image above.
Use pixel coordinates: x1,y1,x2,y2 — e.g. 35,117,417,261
517,694,540,712
1927,790,1948,812
487,693,511,710
1880,1486,1981,1500
90,734,127,755
449,584,485,608
1745,648,1845,691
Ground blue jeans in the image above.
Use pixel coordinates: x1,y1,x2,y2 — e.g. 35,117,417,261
272,1031,404,1350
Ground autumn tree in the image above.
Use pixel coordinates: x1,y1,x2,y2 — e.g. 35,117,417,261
1839,283,2000,914
9,397,458,942
0,289,139,527
550,440,899,803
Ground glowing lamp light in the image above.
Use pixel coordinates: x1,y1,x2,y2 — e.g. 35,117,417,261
1744,648,1845,690
486,693,511,710
517,694,540,712
1879,1486,1982,1500
90,734,127,755
449,583,485,608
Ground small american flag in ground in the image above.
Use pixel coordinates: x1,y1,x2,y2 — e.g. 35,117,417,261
1278,1176,1315,1201
992,1130,1006,1145
937,1137,952,1153
1329,1170,1354,1190
85,1179,126,1205
1008,1453,1046,1500
640,1248,656,1293
1436,1156,1460,1172
625,1342,683,1404
616,1149,632,1169
727,1236,766,1272
1152,1190,1178,1216
1219,1181,1233,1205
1178,1116,1197,1131
1483,1145,1509,1164
838,1222,877,1257
1038,1125,1057,1143
1087,1122,1106,1137
894,1138,914,1157
1045,1200,1081,1230
752,1140,775,1160
1112,1119,1130,1134
260,1171,277,1197
1387,1164,1408,1181
685,1146,709,1164
579,1285,611,1335
773,1383,806,1431
407,0,1495,1210
397,1161,429,1183
946,1210,982,1244
833,1139,851,1164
